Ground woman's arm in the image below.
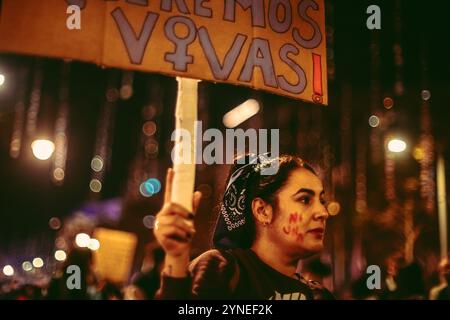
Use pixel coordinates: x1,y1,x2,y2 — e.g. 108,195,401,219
154,168,201,274
154,169,239,299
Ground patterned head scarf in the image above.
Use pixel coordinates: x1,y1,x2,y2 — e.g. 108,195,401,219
213,153,279,249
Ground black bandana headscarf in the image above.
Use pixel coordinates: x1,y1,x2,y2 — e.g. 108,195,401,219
213,153,279,249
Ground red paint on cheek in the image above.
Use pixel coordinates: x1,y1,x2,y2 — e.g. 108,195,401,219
289,212,298,224
283,212,305,240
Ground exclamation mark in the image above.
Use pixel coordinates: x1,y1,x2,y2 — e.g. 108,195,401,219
312,53,323,104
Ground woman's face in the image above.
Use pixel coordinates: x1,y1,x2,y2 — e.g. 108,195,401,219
268,168,329,258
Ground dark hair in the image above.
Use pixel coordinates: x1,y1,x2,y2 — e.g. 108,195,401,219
216,154,316,249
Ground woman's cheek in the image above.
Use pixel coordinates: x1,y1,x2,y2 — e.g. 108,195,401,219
281,212,305,242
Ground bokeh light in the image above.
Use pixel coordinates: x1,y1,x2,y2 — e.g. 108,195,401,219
143,215,156,229
223,99,260,128
145,178,161,194
387,138,407,153
54,250,67,262
75,233,90,248
2,265,14,276
421,89,431,101
88,238,100,251
144,140,159,156
383,97,394,109
53,168,65,181
10,138,20,158
139,178,162,197
368,115,380,128
142,121,157,136
139,182,153,197
32,257,44,268
31,139,55,160
327,202,341,216
413,147,425,161
49,217,62,230
120,85,133,100
89,179,102,193
22,261,33,272
0,74,5,87
55,237,67,249
91,156,104,172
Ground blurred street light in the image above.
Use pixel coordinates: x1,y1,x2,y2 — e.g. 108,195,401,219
2,265,14,276
54,250,67,262
223,99,260,128
368,115,380,128
75,233,90,247
88,238,100,251
22,261,33,272
31,139,55,160
387,138,407,153
32,257,44,268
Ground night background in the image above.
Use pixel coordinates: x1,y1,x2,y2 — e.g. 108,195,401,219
0,0,449,299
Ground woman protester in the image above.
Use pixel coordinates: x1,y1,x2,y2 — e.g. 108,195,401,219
154,154,334,300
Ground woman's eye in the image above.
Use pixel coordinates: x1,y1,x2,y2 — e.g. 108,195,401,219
298,197,311,205
320,199,327,205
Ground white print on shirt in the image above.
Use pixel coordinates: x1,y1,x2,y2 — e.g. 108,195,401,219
268,290,307,300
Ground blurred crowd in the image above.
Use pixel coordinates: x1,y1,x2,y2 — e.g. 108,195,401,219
1,246,449,300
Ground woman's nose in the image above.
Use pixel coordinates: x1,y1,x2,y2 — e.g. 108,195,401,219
313,203,329,220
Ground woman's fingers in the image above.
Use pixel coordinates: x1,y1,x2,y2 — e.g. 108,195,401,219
161,202,193,220
164,168,174,203
157,215,195,235
158,225,192,242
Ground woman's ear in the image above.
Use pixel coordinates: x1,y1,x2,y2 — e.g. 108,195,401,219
251,197,273,225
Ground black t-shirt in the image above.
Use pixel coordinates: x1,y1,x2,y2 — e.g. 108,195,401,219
157,248,334,300
232,248,333,300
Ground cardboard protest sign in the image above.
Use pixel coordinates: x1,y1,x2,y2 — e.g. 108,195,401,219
92,228,138,284
0,0,327,104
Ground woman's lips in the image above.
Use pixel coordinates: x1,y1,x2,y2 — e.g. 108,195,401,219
308,227,324,236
